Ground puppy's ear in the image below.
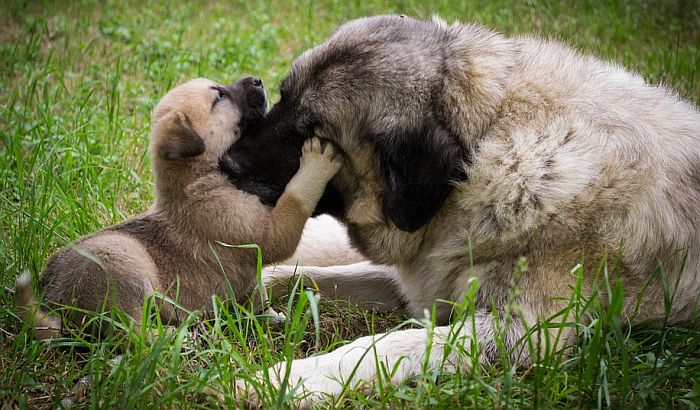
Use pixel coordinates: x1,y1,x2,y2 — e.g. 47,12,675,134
375,125,468,232
155,112,205,160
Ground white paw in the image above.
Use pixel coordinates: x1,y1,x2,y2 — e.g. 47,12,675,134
237,332,393,408
236,355,344,409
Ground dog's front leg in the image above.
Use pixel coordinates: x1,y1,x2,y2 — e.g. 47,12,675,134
237,311,529,408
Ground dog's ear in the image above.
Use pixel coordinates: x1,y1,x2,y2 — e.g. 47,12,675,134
375,125,468,232
155,112,205,160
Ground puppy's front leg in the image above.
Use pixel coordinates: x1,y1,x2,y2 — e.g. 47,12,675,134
258,137,343,264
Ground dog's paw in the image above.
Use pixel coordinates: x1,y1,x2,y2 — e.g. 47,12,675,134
238,351,358,409
300,137,343,180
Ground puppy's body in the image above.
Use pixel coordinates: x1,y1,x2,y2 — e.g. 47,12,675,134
228,16,700,404
19,78,342,337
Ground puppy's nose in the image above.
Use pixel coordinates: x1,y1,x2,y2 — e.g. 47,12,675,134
252,77,263,87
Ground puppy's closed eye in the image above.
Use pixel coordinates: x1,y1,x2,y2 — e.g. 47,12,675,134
212,87,230,109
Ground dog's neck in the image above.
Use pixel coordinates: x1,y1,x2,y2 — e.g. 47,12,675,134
151,158,218,203
442,23,519,145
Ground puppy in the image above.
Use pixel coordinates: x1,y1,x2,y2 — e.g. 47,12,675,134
17,77,343,338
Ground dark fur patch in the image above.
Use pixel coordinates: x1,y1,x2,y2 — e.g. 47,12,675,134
283,42,379,106
373,122,469,232
224,77,267,133
308,43,375,83
221,105,303,207
221,101,343,216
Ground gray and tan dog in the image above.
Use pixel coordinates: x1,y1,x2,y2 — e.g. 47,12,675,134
18,77,343,338
224,15,700,406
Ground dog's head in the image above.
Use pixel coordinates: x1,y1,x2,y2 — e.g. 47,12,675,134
151,77,267,166
224,16,512,231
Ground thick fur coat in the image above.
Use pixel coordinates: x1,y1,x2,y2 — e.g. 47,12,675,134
225,15,700,406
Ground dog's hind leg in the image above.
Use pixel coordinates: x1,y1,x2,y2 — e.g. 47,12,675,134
282,215,366,267
262,262,405,312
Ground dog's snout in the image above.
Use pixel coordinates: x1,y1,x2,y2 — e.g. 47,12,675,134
252,77,263,87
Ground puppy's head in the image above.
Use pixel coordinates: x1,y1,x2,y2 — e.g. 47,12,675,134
150,77,266,165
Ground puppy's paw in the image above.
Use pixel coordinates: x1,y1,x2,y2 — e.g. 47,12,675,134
300,137,343,181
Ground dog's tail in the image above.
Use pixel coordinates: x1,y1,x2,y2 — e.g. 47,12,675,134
16,272,62,339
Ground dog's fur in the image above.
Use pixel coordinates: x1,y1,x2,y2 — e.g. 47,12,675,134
282,215,365,266
223,15,700,405
17,77,343,338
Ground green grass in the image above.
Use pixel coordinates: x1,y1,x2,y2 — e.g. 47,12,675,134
2,0,700,408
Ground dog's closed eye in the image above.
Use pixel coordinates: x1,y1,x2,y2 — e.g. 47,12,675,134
211,86,230,109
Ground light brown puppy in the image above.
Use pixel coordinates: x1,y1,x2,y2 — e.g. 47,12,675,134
17,77,343,338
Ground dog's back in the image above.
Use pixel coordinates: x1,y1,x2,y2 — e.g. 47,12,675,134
403,23,700,325
511,35,700,323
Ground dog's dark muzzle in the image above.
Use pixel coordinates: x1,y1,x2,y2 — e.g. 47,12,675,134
227,76,267,131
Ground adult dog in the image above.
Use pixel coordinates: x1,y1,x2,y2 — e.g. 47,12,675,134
223,15,700,405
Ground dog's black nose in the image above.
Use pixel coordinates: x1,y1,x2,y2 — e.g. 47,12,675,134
252,77,263,87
